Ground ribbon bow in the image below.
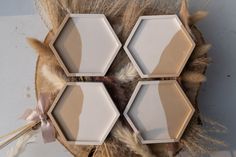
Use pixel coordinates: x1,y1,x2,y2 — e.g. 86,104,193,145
21,93,55,143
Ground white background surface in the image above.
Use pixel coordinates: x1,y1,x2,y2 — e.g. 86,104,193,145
0,0,236,157
190,0,236,156
0,7,72,157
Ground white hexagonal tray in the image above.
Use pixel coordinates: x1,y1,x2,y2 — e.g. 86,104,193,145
50,14,121,76
48,82,120,145
124,15,195,78
124,80,194,144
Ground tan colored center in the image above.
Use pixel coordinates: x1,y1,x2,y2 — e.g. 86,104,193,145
53,85,84,141
158,82,189,139
151,28,191,76
55,19,82,73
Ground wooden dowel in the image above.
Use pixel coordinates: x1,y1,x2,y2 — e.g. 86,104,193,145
0,121,39,150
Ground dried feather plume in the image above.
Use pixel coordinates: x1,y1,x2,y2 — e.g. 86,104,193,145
27,38,52,57
112,122,155,157
115,63,138,83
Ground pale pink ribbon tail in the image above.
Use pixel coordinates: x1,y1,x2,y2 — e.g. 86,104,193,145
21,93,56,143
41,120,56,143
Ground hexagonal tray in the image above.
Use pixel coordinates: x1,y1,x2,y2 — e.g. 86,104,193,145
48,82,120,145
124,15,195,78
50,14,121,76
124,80,194,144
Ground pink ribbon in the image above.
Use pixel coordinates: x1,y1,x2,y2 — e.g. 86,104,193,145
21,93,56,143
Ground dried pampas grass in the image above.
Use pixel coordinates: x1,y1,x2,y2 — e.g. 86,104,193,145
35,0,67,33
41,65,66,91
191,44,211,59
182,71,206,83
34,0,52,30
121,0,151,39
115,63,138,83
27,38,52,57
7,130,36,157
112,122,155,157
179,0,191,35
179,0,208,39
190,11,208,25
190,57,211,67
181,117,227,156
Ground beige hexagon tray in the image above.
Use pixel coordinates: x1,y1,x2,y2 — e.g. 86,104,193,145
48,82,120,145
50,14,121,77
124,15,195,78
124,80,195,144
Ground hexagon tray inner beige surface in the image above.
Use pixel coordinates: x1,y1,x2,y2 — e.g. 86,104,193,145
48,82,120,145
124,81,194,144
50,14,121,76
124,15,195,78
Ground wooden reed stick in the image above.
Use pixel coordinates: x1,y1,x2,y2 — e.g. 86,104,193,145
0,121,39,150
0,123,34,140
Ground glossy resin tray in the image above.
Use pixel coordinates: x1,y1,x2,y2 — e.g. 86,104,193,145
50,14,121,76
124,80,194,144
124,15,195,78
48,82,120,145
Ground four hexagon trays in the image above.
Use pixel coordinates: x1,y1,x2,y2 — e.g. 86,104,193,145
48,14,195,146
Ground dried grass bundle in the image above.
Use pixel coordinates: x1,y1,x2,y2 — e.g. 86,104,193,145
180,117,227,156
35,0,66,33
112,122,155,157
121,0,151,39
